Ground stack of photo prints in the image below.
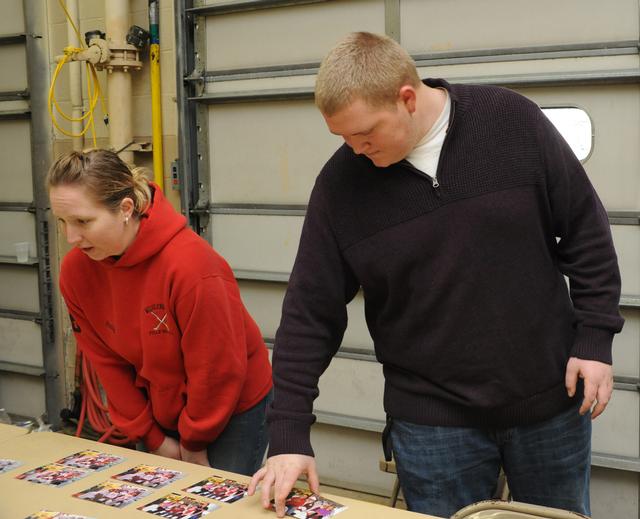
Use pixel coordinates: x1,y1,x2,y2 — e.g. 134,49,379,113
5,447,347,518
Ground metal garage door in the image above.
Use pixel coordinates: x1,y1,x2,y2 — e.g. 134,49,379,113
175,1,640,515
0,0,61,425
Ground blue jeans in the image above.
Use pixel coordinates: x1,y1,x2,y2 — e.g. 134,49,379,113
141,389,272,477
206,389,272,476
390,402,591,518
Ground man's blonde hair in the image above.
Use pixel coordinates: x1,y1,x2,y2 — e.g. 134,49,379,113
315,32,421,116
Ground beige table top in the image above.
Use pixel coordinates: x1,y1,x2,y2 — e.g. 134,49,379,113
0,431,433,518
0,423,30,444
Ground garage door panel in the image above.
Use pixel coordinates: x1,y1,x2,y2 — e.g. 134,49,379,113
311,424,392,496
209,101,341,204
205,72,316,97
206,76,640,211
592,389,639,458
316,356,385,422
242,275,636,380
0,0,24,35
0,45,28,92
612,225,639,296
402,0,638,55
0,213,36,257
516,85,640,212
210,214,302,273
238,280,373,351
614,309,639,379
0,318,42,367
0,120,33,202
237,280,283,339
417,54,639,85
0,372,45,418
206,0,384,71
591,467,639,519
0,266,39,313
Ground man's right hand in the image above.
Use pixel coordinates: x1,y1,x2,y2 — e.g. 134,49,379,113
150,436,181,460
248,454,319,518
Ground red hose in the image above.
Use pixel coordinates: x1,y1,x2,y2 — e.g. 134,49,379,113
75,350,132,446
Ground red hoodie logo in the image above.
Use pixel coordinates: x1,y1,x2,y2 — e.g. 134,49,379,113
145,303,170,335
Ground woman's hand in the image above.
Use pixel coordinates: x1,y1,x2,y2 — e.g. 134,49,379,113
179,445,210,467
150,436,181,460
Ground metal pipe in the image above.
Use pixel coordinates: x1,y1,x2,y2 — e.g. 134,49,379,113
24,0,61,428
105,0,134,163
65,0,83,151
149,0,164,189
174,0,198,219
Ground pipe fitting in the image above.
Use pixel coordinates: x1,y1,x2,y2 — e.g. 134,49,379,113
55,39,110,65
100,42,142,73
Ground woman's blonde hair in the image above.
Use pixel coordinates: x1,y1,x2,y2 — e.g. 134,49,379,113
47,149,151,217
315,32,421,116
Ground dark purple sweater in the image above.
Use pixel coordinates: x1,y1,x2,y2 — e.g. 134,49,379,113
267,79,624,457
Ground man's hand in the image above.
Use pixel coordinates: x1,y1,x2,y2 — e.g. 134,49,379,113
248,454,319,518
179,446,210,467
565,357,613,420
150,436,181,460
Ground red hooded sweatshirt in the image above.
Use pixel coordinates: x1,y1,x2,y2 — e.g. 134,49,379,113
59,185,272,451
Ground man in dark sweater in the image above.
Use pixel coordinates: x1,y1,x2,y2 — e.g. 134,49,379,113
248,32,624,517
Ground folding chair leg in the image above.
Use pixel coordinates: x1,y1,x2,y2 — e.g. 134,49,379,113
494,469,510,500
389,476,401,507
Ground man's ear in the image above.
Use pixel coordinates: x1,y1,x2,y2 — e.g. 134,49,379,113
398,85,418,114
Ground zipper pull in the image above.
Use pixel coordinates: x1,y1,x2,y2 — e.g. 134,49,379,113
432,176,440,189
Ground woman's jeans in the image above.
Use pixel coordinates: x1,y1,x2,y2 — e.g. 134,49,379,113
205,389,272,475
390,402,591,518
141,389,272,477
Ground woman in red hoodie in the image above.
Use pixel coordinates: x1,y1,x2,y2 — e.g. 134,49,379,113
48,149,273,475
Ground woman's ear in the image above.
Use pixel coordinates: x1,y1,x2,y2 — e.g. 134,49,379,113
120,197,135,218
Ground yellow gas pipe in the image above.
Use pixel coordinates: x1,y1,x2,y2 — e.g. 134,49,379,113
149,0,164,190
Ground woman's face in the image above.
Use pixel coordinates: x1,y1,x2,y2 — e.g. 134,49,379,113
50,183,134,261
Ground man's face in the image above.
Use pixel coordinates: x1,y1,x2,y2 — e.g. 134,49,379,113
323,96,416,168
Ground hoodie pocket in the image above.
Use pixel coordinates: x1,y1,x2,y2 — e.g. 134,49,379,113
149,383,186,430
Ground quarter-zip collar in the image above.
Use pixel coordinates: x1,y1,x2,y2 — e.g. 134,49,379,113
398,79,460,193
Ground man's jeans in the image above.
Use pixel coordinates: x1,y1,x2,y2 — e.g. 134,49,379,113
390,402,591,518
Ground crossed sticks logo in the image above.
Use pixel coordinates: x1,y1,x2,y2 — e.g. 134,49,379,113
144,303,170,335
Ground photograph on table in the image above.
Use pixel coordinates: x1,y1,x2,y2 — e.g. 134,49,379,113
0,458,22,474
138,492,219,518
16,463,90,486
24,511,96,519
73,480,152,508
271,488,347,519
55,449,124,471
183,475,248,503
112,463,183,488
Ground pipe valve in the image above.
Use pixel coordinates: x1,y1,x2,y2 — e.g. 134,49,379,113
127,25,150,50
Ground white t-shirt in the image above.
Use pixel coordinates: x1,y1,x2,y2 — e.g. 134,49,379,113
405,90,451,179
